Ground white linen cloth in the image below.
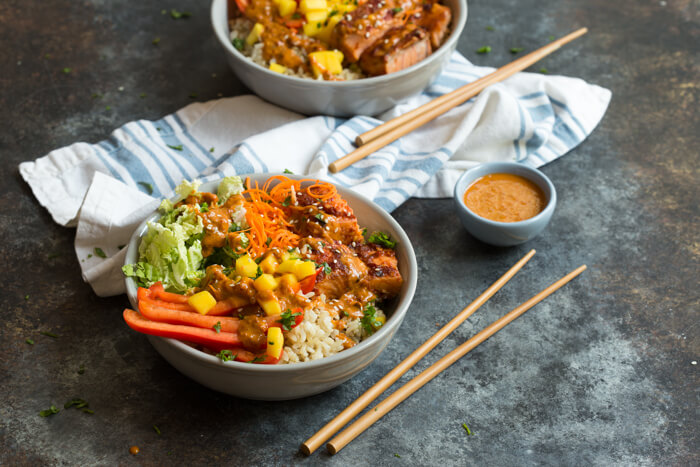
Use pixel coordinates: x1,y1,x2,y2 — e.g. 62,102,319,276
19,53,611,296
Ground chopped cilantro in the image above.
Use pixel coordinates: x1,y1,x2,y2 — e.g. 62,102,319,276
367,231,396,249
91,93,103,99
282,196,292,207
78,364,85,375
228,223,241,232
510,47,524,54
548,35,555,41
539,67,549,74
209,147,215,153
462,422,473,435
213,322,221,333
203,245,241,268
152,37,160,45
170,9,191,19
476,46,491,54
248,356,266,363
41,331,59,338
283,168,294,174
189,92,198,99
322,262,332,275
314,213,325,224
87,254,93,259
291,12,301,19
200,202,209,213
153,425,161,435
26,338,34,345
168,144,183,151
266,237,272,246
392,7,402,13
232,38,245,51
39,405,60,417
94,247,107,258
255,266,263,279
82,408,94,414
485,25,494,31
24,294,29,301
48,252,60,259
139,92,147,98
62,67,72,74
394,453,401,458
216,350,234,362
138,181,154,195
360,304,383,335
278,309,302,331
64,398,89,409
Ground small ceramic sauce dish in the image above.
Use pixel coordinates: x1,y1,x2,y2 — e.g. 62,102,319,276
453,162,556,246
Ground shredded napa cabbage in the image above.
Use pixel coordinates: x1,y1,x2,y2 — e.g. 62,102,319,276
122,177,245,293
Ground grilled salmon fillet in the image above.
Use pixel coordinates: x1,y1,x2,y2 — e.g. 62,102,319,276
359,24,432,76
331,0,406,62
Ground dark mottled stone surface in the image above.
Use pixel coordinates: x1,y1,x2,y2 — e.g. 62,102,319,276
1,0,698,465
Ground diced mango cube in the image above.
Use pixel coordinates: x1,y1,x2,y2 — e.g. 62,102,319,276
266,327,284,359
305,9,328,23
299,0,327,14
254,273,278,292
316,15,341,43
279,273,299,289
246,22,265,46
259,297,282,316
303,21,324,38
260,254,279,273
375,315,386,326
236,254,258,278
277,258,302,274
187,291,217,315
278,0,297,17
309,50,344,78
294,260,317,280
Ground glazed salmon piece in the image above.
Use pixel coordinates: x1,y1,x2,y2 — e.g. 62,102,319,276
355,242,403,299
331,0,406,62
415,2,452,49
359,24,432,76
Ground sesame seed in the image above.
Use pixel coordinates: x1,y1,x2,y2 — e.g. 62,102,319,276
364,32,370,38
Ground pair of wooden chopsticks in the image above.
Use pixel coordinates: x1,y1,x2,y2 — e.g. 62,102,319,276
301,250,586,455
328,27,589,173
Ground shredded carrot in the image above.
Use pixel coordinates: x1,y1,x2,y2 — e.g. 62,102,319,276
236,176,339,258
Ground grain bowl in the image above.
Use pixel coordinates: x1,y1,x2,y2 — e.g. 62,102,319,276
124,173,417,400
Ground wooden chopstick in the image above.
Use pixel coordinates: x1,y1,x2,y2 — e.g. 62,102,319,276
327,27,588,173
326,264,587,455
300,249,536,455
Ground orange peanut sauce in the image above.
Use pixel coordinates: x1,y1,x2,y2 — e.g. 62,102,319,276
463,173,546,223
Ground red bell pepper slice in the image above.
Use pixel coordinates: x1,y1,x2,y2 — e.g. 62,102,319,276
298,269,320,294
149,282,189,304
138,300,240,333
123,309,241,350
233,0,248,14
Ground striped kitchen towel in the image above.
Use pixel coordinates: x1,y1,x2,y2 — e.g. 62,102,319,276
20,52,610,296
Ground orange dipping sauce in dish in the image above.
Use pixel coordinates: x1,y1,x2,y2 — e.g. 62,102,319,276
463,173,547,223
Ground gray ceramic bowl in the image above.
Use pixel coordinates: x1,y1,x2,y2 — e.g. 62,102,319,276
125,174,417,400
453,162,557,247
211,0,468,116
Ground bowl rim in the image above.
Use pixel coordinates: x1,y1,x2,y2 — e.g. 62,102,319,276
453,161,557,228
124,173,418,373
210,0,468,87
